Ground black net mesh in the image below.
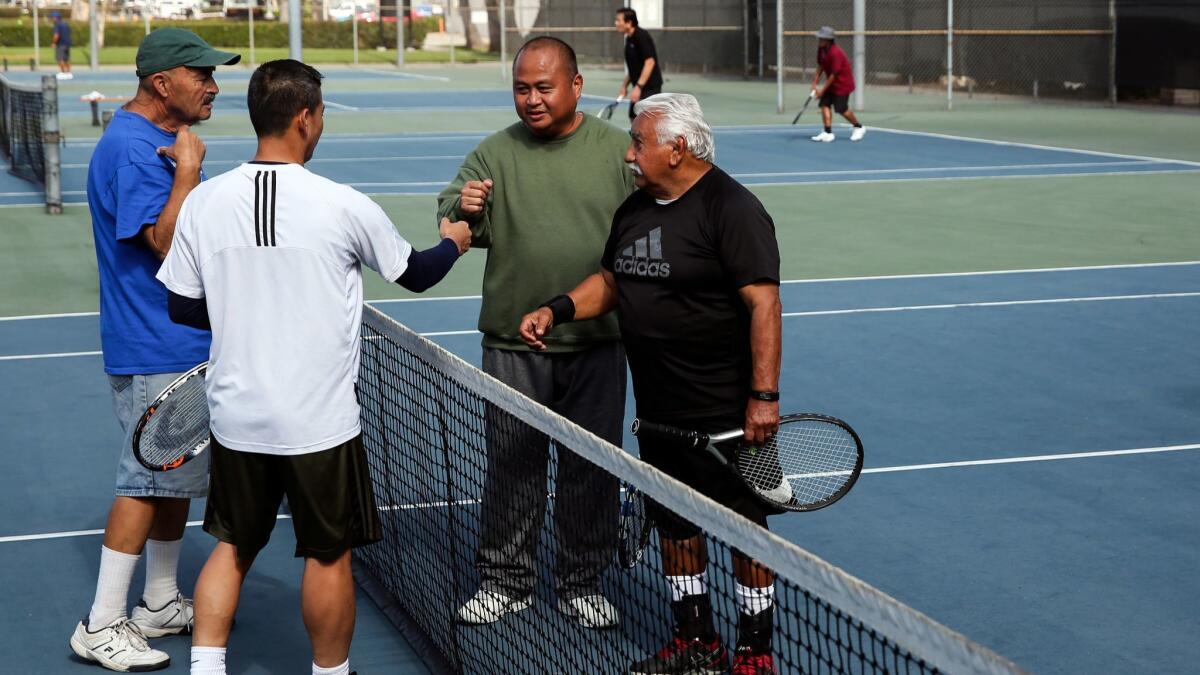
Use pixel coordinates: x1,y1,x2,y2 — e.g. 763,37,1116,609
354,305,1025,675
0,73,47,185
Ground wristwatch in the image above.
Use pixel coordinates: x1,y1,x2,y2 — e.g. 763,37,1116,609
749,390,780,401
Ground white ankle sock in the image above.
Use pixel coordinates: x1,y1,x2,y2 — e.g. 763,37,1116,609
190,646,227,675
313,659,350,675
735,581,776,615
88,546,140,628
666,572,708,602
142,538,183,608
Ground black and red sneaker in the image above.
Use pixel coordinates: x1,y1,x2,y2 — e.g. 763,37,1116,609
628,634,728,675
731,647,777,675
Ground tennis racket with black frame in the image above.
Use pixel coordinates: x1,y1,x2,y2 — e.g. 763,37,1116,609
631,413,863,512
131,362,211,472
791,91,816,124
617,481,652,568
598,95,625,120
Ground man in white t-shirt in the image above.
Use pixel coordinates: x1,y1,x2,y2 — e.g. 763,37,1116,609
157,59,471,675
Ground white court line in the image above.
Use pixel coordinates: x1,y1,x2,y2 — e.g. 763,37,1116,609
733,160,1152,179
741,167,1200,189
5,443,1196,544
4,262,1198,323
781,291,1200,318
323,100,362,112
62,155,464,170
8,292,1198,361
357,69,451,82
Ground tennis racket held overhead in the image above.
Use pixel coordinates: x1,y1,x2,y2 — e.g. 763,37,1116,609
131,362,211,472
631,413,863,512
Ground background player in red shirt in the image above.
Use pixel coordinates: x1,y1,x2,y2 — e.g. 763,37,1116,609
809,26,866,143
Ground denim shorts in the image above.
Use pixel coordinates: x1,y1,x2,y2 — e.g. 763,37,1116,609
108,371,209,498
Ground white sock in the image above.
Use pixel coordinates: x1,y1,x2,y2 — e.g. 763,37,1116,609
88,546,141,628
313,659,350,675
190,646,227,675
735,581,776,616
666,572,708,602
142,538,183,608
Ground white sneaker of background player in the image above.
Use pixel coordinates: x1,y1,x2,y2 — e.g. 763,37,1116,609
850,126,866,141
70,617,170,672
810,131,835,143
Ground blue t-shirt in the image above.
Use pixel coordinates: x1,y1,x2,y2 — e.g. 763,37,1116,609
53,20,71,47
87,109,210,375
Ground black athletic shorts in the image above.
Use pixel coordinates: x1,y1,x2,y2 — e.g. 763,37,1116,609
203,435,381,562
635,411,780,540
629,87,662,120
819,91,850,113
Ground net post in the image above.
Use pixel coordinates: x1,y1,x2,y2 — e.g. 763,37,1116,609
853,0,865,110
499,0,507,81
89,0,99,71
249,1,256,66
1108,0,1117,106
946,0,953,111
776,0,783,114
41,74,63,215
32,0,40,70
397,1,406,67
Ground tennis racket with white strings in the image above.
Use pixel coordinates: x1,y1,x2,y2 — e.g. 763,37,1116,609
631,413,863,512
598,95,625,120
131,362,211,472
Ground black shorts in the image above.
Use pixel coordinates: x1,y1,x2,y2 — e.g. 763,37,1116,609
629,87,662,119
819,92,850,113
636,412,779,540
204,435,381,562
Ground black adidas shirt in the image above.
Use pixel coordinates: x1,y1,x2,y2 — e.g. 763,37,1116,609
601,166,780,419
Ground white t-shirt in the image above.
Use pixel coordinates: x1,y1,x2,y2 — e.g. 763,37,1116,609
158,162,412,455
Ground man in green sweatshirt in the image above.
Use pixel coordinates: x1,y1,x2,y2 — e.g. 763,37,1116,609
437,37,635,629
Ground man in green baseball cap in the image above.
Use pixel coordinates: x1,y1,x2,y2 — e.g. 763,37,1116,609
69,29,240,673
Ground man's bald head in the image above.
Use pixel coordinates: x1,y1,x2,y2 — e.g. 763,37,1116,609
512,36,578,78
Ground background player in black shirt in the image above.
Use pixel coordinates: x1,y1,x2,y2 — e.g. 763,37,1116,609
615,8,664,120
519,93,783,675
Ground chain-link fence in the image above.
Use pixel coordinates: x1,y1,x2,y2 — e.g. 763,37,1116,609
775,0,1116,112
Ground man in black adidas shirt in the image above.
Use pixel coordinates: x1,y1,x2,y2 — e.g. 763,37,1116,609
615,7,664,120
519,93,783,675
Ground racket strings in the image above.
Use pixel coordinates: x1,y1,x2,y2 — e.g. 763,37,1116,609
139,376,210,465
738,421,858,508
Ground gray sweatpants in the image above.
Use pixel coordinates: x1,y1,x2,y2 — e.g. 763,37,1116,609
476,343,625,600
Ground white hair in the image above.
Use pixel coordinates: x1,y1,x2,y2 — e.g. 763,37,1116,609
632,93,715,163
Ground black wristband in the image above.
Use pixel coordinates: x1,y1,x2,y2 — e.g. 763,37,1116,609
539,294,576,326
749,390,780,401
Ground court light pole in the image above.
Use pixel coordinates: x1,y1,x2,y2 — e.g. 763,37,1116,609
853,0,865,111
32,0,39,70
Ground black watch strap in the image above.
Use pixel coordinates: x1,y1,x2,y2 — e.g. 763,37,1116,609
749,390,780,401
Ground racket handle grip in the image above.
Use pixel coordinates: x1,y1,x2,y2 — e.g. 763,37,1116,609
630,419,706,448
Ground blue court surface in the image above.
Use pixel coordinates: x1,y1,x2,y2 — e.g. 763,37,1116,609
3,124,1198,207
3,262,1199,673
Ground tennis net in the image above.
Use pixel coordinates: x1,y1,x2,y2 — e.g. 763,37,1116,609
0,73,63,213
354,305,1026,675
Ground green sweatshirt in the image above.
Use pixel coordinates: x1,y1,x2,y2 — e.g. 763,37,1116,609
437,115,635,352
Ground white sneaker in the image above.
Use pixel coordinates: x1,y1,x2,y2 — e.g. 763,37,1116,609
810,131,835,143
130,594,193,637
70,617,170,672
558,593,618,629
850,126,866,141
456,588,531,625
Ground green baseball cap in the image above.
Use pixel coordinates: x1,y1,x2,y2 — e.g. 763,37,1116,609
135,28,241,78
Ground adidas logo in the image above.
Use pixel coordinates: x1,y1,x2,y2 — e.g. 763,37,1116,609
614,227,671,278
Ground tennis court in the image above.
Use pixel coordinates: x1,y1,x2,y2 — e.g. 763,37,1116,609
2,60,1199,674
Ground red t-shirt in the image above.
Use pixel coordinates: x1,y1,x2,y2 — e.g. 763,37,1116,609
818,43,856,96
